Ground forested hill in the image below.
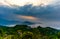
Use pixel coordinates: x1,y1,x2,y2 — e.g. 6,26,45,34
0,25,60,39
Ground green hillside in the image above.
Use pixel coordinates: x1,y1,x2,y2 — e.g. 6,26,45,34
0,25,60,39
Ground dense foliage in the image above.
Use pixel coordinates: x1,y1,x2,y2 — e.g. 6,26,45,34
0,25,60,39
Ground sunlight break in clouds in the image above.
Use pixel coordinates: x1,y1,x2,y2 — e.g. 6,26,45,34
0,0,53,6
17,15,39,21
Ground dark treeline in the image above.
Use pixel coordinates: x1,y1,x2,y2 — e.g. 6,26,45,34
0,25,60,39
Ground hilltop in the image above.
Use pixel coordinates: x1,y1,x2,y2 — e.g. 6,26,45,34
0,25,60,39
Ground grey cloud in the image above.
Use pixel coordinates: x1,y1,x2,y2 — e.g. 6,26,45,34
14,4,60,21
0,3,60,26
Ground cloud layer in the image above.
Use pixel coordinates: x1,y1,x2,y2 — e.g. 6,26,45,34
0,0,60,29
0,0,54,6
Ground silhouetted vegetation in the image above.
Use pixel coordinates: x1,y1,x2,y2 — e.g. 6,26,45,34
0,25,60,39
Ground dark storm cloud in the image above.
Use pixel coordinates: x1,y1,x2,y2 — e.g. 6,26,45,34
0,4,60,26
14,4,60,21
0,5,23,25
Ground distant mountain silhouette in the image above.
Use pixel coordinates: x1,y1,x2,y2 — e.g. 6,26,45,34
22,21,35,25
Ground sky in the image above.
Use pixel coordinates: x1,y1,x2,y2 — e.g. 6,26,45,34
0,0,60,29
